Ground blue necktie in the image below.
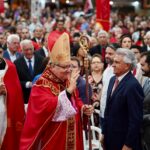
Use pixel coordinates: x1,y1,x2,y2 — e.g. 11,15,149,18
28,59,33,76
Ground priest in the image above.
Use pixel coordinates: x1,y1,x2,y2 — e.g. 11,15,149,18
0,58,25,150
20,32,93,150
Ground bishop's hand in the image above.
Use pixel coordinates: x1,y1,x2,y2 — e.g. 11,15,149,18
67,70,80,94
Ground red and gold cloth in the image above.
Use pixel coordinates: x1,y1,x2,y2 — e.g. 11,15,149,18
1,60,25,150
20,65,84,150
96,0,110,31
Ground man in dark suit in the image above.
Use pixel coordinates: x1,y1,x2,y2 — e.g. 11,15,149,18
14,39,44,104
35,33,49,58
89,30,109,61
31,25,44,47
100,48,144,150
140,51,150,150
3,34,21,62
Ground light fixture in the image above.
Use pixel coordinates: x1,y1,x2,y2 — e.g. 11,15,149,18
131,1,140,7
66,0,70,4
110,1,114,5
52,0,56,3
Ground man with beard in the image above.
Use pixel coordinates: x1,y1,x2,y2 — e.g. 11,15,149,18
140,51,150,150
100,43,119,128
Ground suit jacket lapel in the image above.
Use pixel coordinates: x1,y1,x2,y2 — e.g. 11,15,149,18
16,52,21,58
111,72,132,98
143,78,150,96
6,51,11,60
22,57,32,77
107,77,115,100
41,49,46,57
34,55,39,75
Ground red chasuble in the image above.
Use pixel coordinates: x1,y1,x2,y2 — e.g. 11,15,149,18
20,65,84,150
1,60,25,150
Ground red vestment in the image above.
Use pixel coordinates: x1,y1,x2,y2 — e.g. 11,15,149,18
20,66,84,150
1,60,25,150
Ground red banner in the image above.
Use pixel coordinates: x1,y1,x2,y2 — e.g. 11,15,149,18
0,0,4,13
96,0,110,31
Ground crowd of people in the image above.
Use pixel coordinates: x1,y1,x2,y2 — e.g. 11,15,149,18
0,4,150,150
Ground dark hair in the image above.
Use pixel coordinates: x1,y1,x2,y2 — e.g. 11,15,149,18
131,45,142,53
40,57,50,72
71,44,80,56
71,56,81,68
0,58,6,70
106,43,120,51
120,34,132,44
56,16,65,23
8,26,16,34
141,51,150,65
73,32,81,38
91,54,102,62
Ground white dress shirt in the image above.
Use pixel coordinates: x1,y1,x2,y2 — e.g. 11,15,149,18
147,45,150,51
24,56,35,88
24,56,34,69
7,49,17,62
43,46,49,57
100,65,114,118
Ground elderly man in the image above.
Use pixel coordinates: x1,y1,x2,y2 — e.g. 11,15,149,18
20,32,93,150
101,48,144,150
89,30,109,61
3,34,21,62
140,51,150,150
0,57,25,150
14,39,43,104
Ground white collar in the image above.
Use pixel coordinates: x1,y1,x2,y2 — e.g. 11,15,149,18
24,56,34,62
43,46,49,57
7,49,16,56
117,71,129,82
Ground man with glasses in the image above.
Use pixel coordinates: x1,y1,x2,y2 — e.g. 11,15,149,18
20,32,94,150
14,39,43,104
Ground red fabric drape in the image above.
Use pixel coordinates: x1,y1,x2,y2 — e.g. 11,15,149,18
96,0,110,31
0,0,4,13
1,60,25,150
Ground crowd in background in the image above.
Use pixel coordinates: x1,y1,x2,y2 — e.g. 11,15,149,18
0,5,150,149
0,6,150,101
0,3,150,150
